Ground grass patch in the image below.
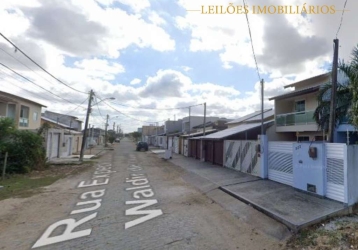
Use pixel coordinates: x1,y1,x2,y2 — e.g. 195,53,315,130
0,175,62,201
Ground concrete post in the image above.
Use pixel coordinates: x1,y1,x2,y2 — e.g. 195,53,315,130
259,134,268,179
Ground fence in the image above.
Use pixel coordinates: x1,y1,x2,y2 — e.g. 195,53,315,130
224,140,261,176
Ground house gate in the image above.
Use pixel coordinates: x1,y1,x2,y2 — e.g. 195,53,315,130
268,141,294,186
173,137,179,154
224,140,261,176
183,139,189,156
325,143,346,203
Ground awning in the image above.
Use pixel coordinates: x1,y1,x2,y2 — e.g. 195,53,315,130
198,121,273,140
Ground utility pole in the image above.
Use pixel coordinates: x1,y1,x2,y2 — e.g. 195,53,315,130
79,89,94,162
261,79,265,135
328,39,339,143
105,114,109,147
203,103,206,136
113,122,115,131
188,106,191,134
202,102,207,162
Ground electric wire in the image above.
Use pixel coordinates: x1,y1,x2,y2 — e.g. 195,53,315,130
336,0,348,38
0,46,81,94
0,32,87,95
97,97,167,123
0,62,86,106
242,0,261,82
108,101,204,110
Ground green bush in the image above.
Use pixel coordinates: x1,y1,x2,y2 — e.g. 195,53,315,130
0,118,46,174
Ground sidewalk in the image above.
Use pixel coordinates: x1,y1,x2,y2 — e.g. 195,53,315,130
154,151,349,234
48,144,115,164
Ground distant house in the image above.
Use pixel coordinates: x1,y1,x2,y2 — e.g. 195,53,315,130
40,113,83,159
193,118,232,132
181,116,220,133
42,111,82,132
0,91,46,130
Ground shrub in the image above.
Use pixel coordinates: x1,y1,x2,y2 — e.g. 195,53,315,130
0,118,46,174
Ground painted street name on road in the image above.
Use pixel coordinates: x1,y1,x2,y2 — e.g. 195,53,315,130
32,163,115,249
124,155,163,229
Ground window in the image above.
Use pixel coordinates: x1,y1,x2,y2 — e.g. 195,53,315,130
20,105,29,127
33,112,38,121
295,100,305,113
7,104,16,120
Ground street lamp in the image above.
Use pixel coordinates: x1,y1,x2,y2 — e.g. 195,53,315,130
79,91,115,162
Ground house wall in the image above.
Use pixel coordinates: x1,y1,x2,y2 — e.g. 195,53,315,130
18,100,42,130
294,75,329,91
266,124,296,141
275,92,318,115
0,103,6,116
165,120,182,134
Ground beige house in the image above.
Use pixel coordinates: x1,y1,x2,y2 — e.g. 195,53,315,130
269,73,330,141
0,91,46,130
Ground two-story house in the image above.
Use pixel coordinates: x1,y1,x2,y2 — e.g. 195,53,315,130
0,91,46,130
269,71,355,142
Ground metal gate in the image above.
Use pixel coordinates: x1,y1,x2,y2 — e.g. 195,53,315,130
173,137,179,154
326,143,346,203
183,139,189,156
224,140,261,176
268,141,294,186
205,141,213,162
196,140,201,159
213,141,224,166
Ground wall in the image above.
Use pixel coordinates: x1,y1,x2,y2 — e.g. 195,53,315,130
0,102,6,116
165,120,182,134
266,124,296,141
18,100,42,130
294,76,329,91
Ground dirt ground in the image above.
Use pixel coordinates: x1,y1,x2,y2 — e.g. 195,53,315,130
286,214,358,250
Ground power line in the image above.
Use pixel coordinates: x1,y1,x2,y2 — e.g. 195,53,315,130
0,46,76,93
109,101,203,110
0,32,87,95
242,0,261,82
336,0,348,38
0,62,87,106
94,95,106,120
0,71,55,103
97,97,166,123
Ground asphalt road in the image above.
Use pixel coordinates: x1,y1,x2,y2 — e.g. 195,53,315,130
0,138,283,250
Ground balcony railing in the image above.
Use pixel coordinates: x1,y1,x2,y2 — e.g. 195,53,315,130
276,110,316,127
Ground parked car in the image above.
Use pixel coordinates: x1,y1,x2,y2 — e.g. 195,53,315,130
115,138,120,143
136,141,148,151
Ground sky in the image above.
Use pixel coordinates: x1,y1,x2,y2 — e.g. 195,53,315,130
0,0,357,133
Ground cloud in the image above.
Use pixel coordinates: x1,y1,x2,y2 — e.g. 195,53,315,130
139,69,191,98
21,0,109,57
130,78,141,85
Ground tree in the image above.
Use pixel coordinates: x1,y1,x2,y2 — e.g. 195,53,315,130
340,44,358,127
313,82,352,131
313,44,358,131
